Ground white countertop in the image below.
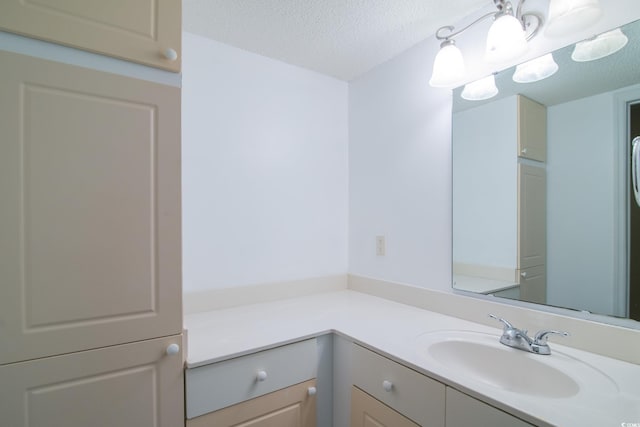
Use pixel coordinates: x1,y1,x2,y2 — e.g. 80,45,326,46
184,290,640,427
453,274,518,294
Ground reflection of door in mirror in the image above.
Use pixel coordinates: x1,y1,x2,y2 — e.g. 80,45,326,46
629,103,640,321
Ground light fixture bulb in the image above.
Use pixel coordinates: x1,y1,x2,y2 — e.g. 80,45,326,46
545,0,603,38
571,28,629,62
429,40,465,88
461,75,499,101
512,53,559,83
485,13,528,64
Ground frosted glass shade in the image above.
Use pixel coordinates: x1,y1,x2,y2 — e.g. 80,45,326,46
485,14,528,64
545,0,603,37
429,41,465,88
461,75,499,101
513,53,559,83
571,28,628,62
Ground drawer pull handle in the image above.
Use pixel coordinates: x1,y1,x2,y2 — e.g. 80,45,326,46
382,380,393,392
165,343,180,356
163,48,178,61
256,370,268,382
307,386,317,396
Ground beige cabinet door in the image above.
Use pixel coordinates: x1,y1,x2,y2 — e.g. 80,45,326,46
518,164,546,270
0,50,181,365
0,0,181,71
351,386,419,427
187,379,317,427
518,265,547,304
517,95,547,161
445,388,533,427
0,334,184,427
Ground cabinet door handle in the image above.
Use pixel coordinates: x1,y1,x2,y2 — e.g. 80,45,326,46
163,48,178,61
520,271,528,278
382,380,393,392
256,370,268,382
166,343,180,356
307,386,317,396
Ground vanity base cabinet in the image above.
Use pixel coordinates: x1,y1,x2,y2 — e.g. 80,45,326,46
445,388,533,427
186,339,319,426
0,334,184,427
351,386,419,427
187,379,316,427
351,344,445,427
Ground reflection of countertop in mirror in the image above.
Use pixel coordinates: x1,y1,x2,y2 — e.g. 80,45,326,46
453,274,518,294
185,290,640,427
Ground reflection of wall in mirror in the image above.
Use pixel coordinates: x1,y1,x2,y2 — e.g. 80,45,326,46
547,85,640,316
547,89,618,315
453,96,518,274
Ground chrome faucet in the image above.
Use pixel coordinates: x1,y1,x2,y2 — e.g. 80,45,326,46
489,314,569,355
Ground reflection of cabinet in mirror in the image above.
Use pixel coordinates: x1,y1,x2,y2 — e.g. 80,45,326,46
453,95,547,303
518,95,547,161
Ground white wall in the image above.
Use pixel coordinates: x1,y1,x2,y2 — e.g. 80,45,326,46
348,39,453,290
547,92,616,314
453,96,518,270
182,33,348,292
182,1,640,296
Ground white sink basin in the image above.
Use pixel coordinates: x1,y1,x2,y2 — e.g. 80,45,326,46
416,330,618,398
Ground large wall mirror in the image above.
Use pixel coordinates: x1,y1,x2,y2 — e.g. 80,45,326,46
452,18,640,322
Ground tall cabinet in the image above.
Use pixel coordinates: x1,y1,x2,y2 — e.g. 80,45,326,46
517,96,547,304
0,4,183,426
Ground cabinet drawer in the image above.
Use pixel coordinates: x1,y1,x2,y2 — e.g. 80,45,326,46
186,339,318,419
352,344,445,427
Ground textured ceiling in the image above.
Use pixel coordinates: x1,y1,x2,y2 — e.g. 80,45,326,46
183,0,489,81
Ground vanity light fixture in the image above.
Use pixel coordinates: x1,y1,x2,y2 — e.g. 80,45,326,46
512,53,559,83
429,39,465,87
571,28,629,62
461,74,499,101
545,0,603,38
430,0,542,88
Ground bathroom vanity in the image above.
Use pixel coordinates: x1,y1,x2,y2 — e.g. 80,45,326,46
184,288,640,427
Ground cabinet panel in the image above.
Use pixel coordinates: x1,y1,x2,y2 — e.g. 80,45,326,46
518,265,546,304
187,379,317,427
186,339,318,418
352,344,445,427
351,386,419,427
445,388,532,427
518,163,546,270
0,50,181,364
517,95,547,161
0,0,181,71
0,335,184,427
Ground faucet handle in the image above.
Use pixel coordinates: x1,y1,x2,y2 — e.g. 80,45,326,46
533,329,569,345
488,314,514,330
